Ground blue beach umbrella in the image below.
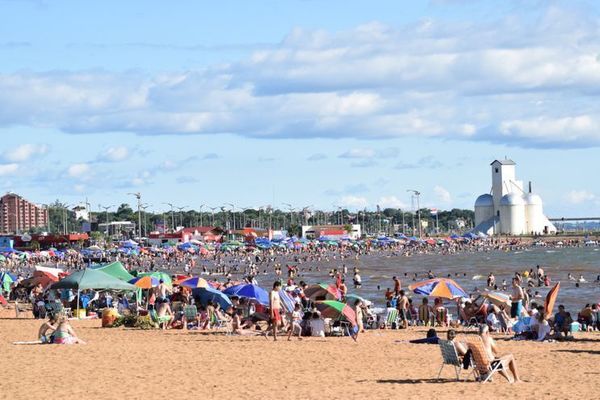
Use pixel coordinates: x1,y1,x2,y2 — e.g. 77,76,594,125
223,284,269,305
192,287,233,310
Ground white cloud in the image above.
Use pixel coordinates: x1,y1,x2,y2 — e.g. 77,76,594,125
3,143,48,162
378,196,408,209
565,190,596,205
339,195,369,209
0,6,599,148
0,163,19,176
67,163,90,178
339,148,376,159
98,146,129,162
434,185,452,204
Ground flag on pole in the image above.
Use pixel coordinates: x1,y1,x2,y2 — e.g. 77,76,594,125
430,208,438,215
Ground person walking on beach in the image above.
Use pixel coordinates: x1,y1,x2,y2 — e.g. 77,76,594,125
269,281,282,341
397,290,409,329
510,278,524,318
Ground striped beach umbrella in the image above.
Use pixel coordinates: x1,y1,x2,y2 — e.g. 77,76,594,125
315,300,357,326
304,283,341,301
481,291,511,307
545,282,560,316
408,278,468,299
176,276,209,289
128,276,160,289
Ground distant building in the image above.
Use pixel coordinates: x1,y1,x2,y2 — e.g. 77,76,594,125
0,192,48,234
302,224,361,240
72,204,89,221
473,159,557,235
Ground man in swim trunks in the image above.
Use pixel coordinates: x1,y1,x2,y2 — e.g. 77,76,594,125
397,290,409,329
510,278,524,318
269,281,282,341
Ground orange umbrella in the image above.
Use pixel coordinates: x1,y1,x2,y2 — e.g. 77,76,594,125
544,282,560,316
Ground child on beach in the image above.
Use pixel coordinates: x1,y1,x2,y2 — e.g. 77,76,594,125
287,303,303,340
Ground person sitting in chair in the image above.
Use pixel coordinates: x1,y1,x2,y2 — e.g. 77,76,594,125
479,325,522,383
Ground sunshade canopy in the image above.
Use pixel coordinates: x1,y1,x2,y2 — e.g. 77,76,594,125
52,269,137,291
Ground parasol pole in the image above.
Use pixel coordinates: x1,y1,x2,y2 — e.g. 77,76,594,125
76,288,80,319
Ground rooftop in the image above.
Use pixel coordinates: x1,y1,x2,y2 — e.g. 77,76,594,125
490,159,516,166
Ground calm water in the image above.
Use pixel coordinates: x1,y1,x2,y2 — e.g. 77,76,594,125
272,246,600,313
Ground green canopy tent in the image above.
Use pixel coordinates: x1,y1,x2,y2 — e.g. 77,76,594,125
91,261,135,282
51,269,137,318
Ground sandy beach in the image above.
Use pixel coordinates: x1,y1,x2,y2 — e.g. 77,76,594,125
1,310,598,400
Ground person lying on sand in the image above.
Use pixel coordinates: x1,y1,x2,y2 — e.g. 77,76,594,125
409,328,439,344
53,316,86,345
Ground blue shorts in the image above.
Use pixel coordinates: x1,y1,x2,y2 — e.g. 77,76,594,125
510,301,522,318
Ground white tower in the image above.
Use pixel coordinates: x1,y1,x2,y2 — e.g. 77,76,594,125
491,159,523,210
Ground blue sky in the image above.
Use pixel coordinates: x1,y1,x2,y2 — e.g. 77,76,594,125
0,0,598,217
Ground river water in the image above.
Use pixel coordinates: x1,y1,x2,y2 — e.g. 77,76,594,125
272,246,599,314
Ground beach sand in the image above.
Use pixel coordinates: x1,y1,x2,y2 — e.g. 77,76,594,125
1,310,599,400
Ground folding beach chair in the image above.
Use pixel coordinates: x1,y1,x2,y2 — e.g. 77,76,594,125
437,340,463,381
384,308,399,329
45,301,65,317
149,309,171,329
182,305,199,329
211,312,232,335
467,339,505,383
437,340,476,381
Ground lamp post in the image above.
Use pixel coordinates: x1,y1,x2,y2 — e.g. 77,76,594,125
128,192,142,240
140,203,151,237
176,206,188,228
99,204,114,236
162,202,175,232
226,203,235,230
208,206,218,226
198,204,205,227
407,189,421,238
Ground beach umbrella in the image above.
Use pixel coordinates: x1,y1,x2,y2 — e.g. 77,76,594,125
544,282,560,316
192,287,233,310
278,290,296,313
315,300,357,326
128,276,160,289
138,271,172,287
345,293,371,306
481,291,511,307
223,284,269,305
304,283,341,301
408,278,468,299
176,276,209,289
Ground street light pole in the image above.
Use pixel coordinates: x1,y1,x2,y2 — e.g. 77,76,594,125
99,204,114,237
226,203,235,230
128,192,142,240
163,202,174,232
176,206,188,228
198,204,205,227
407,189,421,238
140,203,151,237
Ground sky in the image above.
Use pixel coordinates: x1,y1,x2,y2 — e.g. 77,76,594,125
0,0,599,217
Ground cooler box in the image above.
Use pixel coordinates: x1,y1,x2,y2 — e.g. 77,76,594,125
72,309,86,318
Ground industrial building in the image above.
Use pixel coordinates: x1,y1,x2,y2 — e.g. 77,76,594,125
473,160,557,236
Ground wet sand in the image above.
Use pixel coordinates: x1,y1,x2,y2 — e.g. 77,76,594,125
1,311,599,400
